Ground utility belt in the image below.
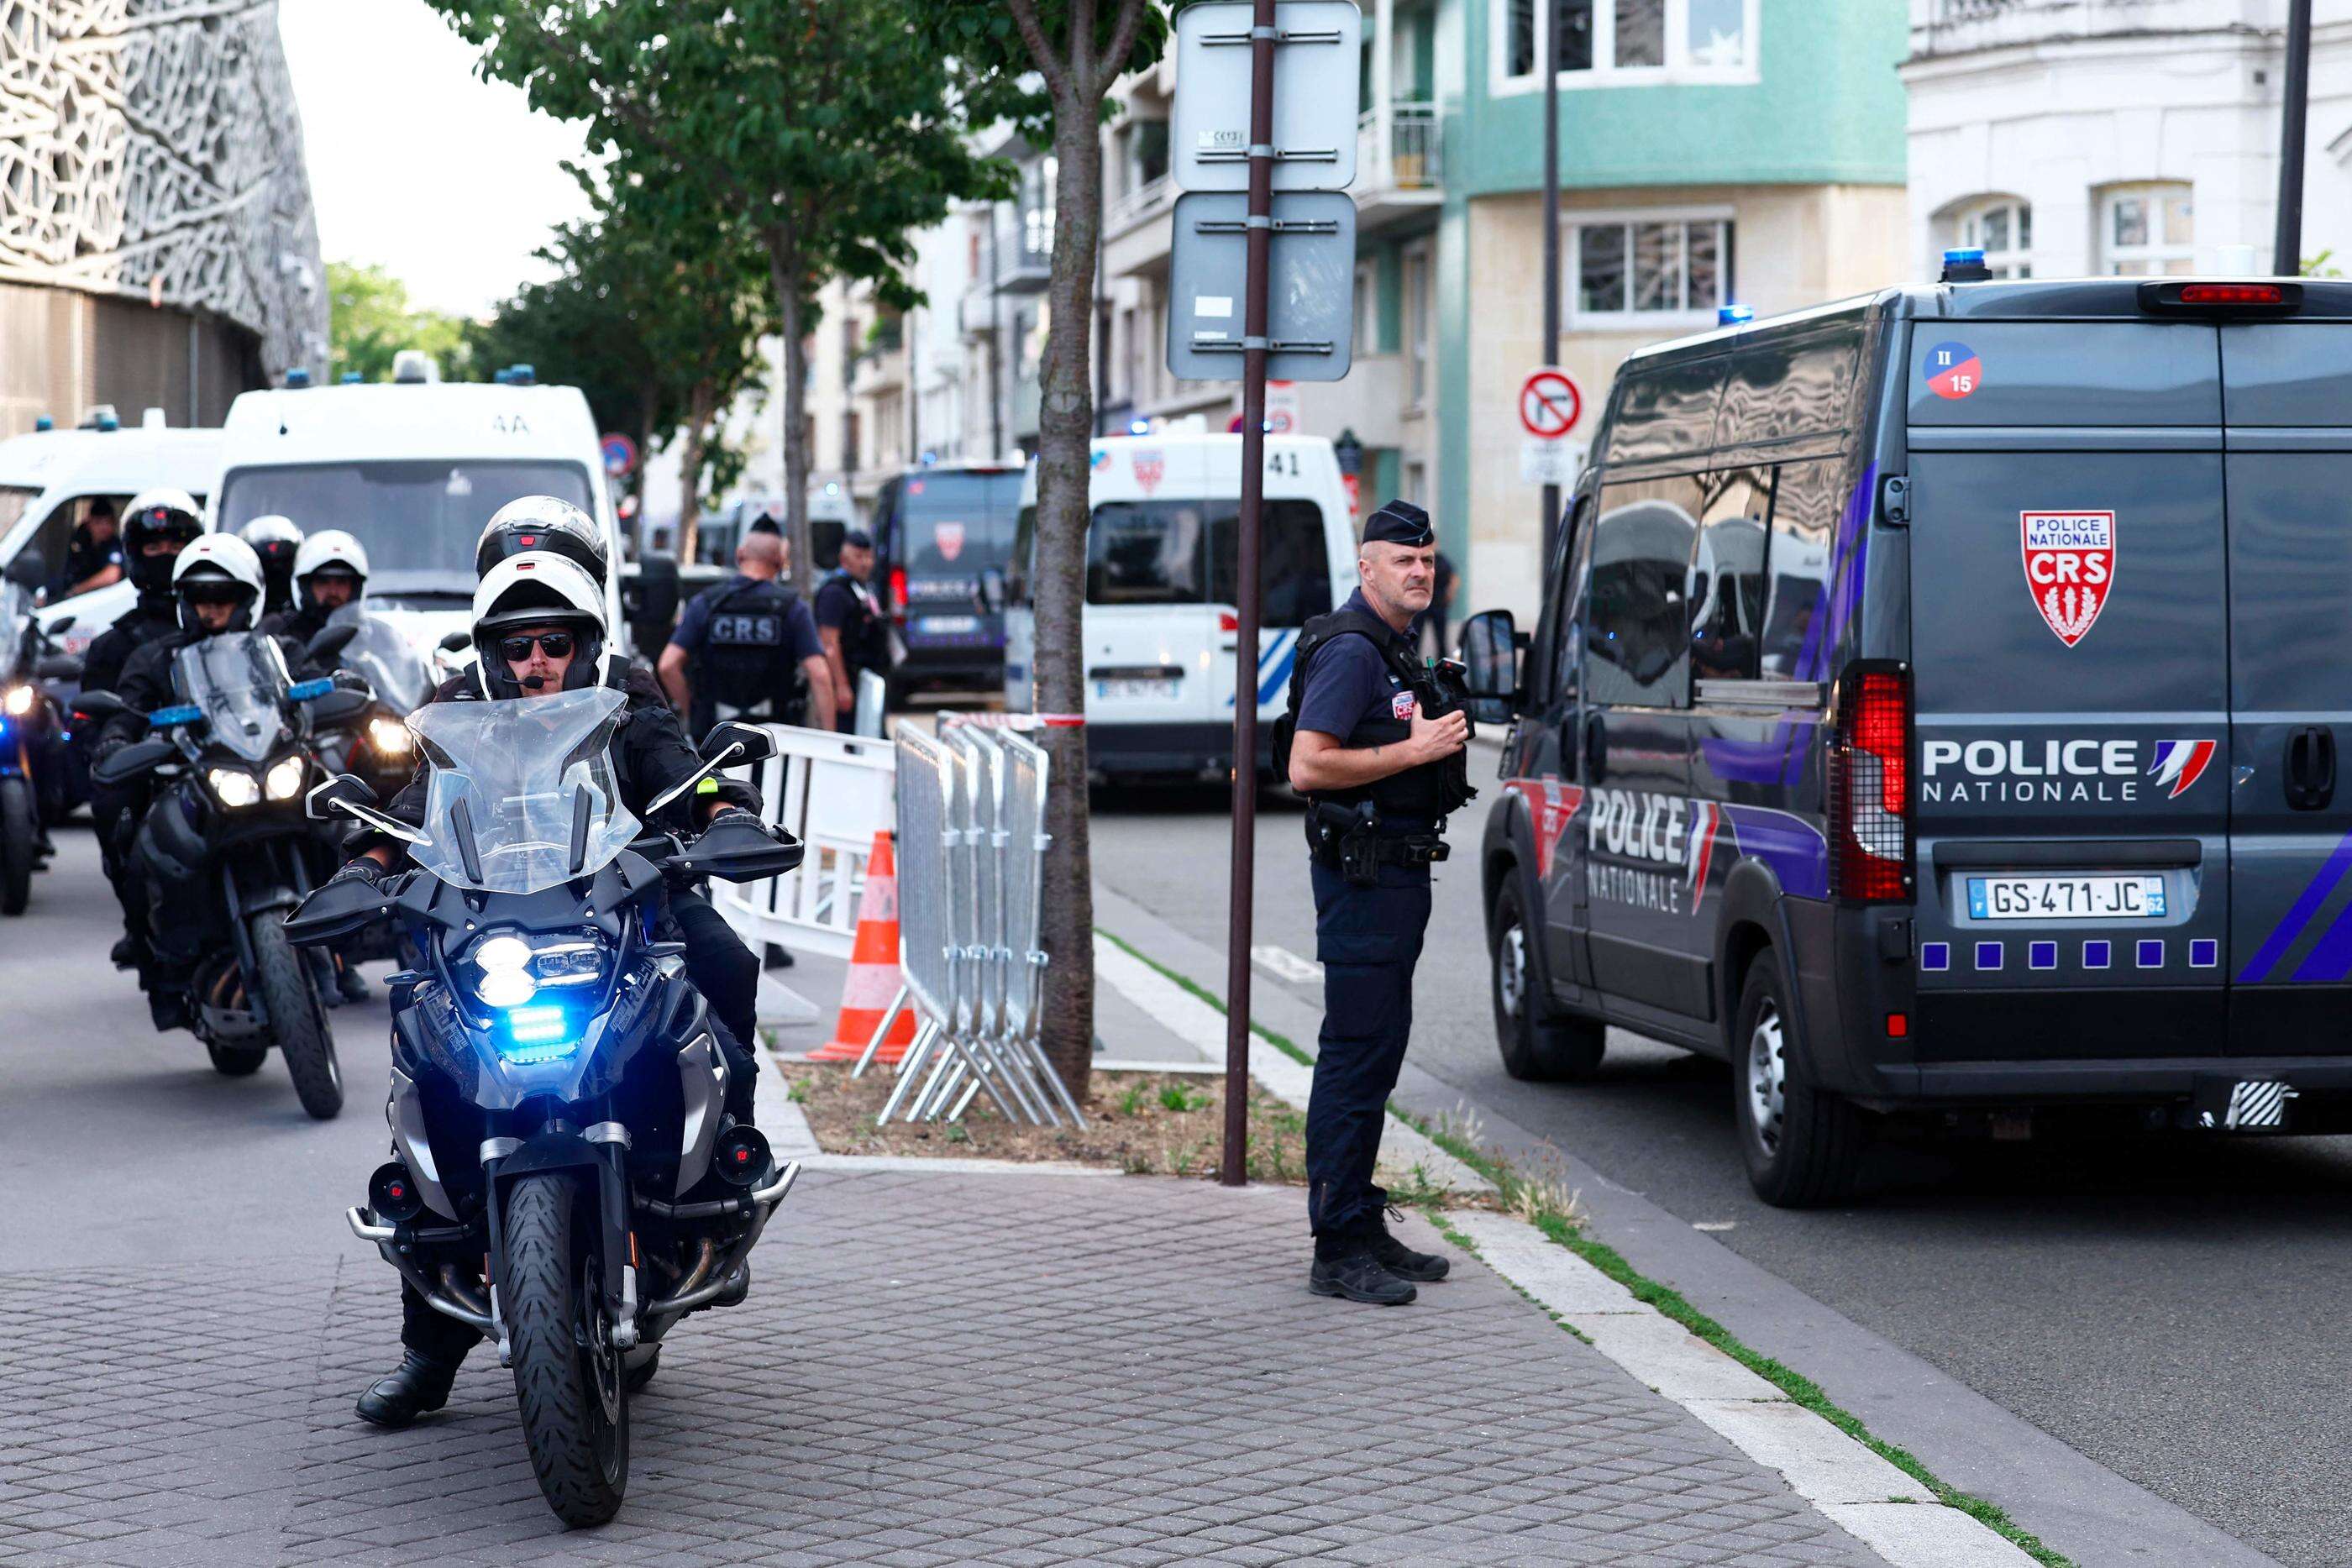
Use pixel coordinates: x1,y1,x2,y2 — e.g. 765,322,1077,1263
1306,800,1448,887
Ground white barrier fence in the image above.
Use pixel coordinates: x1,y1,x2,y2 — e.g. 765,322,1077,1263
711,722,895,961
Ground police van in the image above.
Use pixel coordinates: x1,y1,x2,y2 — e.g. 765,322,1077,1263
1004,433,1355,781
872,460,1026,702
209,365,635,669
1459,270,2352,1205
0,412,222,658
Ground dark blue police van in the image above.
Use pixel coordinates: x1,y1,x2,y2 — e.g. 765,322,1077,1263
1459,271,2352,1206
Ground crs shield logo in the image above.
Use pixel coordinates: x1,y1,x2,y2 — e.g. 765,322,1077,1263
934,521,965,563
2021,511,2114,648
1132,449,1165,496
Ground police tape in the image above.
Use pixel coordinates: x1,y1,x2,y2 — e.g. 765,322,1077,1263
937,711,1086,732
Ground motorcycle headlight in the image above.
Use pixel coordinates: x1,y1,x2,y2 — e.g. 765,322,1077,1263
466,931,608,1015
3,684,32,717
207,767,260,809
368,716,412,756
265,754,306,801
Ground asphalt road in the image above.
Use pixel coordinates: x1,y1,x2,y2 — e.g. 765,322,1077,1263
1090,758,2352,1568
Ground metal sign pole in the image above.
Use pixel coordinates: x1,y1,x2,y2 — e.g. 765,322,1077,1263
2276,0,2313,276
1539,1,1561,569
1221,0,1278,1188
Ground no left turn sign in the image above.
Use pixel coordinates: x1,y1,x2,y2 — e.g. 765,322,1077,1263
1520,368,1582,440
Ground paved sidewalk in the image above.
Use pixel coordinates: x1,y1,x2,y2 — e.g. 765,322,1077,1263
4,1169,1893,1566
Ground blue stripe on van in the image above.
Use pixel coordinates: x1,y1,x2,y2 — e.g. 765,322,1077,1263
2240,826,2352,982
1225,629,1300,709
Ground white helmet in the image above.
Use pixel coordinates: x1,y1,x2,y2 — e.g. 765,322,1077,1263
470,552,611,699
171,533,265,634
293,528,370,609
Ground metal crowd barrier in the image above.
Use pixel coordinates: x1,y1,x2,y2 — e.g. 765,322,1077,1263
711,722,896,961
865,716,1081,1127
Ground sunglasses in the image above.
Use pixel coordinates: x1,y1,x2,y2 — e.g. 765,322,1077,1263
181,584,248,606
498,631,575,662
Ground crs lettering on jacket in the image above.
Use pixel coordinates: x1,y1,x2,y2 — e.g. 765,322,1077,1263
709,612,783,646
1919,737,2215,804
1584,788,1719,915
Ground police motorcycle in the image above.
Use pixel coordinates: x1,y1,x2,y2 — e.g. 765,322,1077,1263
310,601,431,805
286,690,805,1528
80,630,361,1114
0,557,76,913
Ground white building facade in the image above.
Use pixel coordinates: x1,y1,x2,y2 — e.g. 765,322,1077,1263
1904,0,2352,281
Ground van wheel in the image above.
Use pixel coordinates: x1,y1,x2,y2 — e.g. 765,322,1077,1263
1490,877,1604,1082
1731,950,1861,1208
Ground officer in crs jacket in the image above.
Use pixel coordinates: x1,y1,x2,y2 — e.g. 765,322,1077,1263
1284,499,1473,1307
657,528,836,735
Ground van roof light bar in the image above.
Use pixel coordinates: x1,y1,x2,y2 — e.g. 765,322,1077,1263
1940,247,1991,283
2140,280,2302,315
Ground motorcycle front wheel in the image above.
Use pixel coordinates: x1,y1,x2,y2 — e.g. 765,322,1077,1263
0,774,34,915
505,1171,629,1528
247,912,341,1119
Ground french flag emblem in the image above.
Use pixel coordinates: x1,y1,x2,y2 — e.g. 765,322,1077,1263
2149,739,2216,799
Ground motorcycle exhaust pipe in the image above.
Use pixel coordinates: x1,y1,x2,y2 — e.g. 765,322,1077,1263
713,1126,770,1188
369,1161,425,1224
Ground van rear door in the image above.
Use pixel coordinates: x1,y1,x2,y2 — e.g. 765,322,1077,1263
1205,442,1341,727
1084,443,1220,730
1908,322,2229,1057
2220,325,2352,1051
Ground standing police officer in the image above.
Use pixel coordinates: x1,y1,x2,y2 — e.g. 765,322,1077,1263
814,527,890,728
657,528,837,735
1282,499,1473,1306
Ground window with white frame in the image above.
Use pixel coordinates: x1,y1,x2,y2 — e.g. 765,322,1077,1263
1570,215,1731,325
1353,260,1378,357
1950,196,2032,278
2099,183,2193,275
1495,0,1755,90
1403,244,1432,408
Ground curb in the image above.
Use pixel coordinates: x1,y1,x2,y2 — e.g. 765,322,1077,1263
1444,1210,2034,1568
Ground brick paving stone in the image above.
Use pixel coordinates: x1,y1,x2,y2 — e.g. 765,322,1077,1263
1,1169,1891,1565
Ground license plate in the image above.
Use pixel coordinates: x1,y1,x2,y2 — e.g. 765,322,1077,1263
916,614,978,634
1966,873,2168,920
1095,677,1179,702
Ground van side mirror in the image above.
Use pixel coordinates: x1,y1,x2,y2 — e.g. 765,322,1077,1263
699,720,776,767
977,567,1007,616
1459,609,1520,726
3,548,45,589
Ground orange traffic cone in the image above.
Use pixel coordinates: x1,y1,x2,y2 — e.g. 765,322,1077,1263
806,830,919,1063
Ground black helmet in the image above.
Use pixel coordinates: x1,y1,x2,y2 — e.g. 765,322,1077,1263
238,515,303,614
475,496,608,584
121,487,203,596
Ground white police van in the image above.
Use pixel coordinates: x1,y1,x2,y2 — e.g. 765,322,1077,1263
209,364,631,669
0,412,222,657
1004,433,1355,781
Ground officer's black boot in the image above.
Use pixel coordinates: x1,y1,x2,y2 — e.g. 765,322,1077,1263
336,959,372,1004
1309,1231,1417,1306
1369,1204,1450,1282
354,1350,462,1429
109,935,140,970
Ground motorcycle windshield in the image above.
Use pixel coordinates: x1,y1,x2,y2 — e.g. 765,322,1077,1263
328,602,432,714
406,685,640,895
174,632,291,763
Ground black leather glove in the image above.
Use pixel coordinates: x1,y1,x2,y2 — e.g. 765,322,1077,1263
330,668,371,694
330,856,387,888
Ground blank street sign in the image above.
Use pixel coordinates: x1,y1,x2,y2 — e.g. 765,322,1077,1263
1166,191,1357,383
1171,0,1362,193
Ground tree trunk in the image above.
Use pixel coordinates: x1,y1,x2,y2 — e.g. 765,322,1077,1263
768,237,816,602
1030,109,1106,1105
676,380,716,567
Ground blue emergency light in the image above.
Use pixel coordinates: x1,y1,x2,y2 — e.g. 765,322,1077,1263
1718,304,1755,326
1940,247,1992,283
285,367,312,388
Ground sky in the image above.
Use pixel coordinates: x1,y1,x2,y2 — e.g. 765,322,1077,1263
278,0,594,317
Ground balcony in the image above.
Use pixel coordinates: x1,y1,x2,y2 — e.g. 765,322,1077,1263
1910,0,2232,60
1106,172,1173,239
995,213,1053,293
1354,102,1441,233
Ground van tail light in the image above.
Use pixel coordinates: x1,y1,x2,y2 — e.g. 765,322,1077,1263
1830,662,1914,903
2139,279,2302,316
1218,611,1239,634
888,564,908,624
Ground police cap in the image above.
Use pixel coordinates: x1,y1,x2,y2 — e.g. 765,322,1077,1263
1362,498,1435,548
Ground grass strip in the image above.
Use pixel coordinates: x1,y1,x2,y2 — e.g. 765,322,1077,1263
1098,925,2073,1568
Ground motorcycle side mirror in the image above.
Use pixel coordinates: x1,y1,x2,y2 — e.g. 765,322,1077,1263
35,654,81,682
306,622,360,662
45,614,74,637
699,721,776,767
73,688,127,721
1458,608,1521,726
3,549,45,589
438,631,472,653
304,770,380,822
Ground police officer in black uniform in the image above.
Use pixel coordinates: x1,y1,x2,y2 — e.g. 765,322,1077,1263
58,496,125,598
814,527,890,728
1281,499,1473,1306
657,527,836,735
81,490,202,970
239,515,303,620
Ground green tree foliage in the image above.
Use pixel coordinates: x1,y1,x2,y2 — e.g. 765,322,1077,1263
327,261,474,384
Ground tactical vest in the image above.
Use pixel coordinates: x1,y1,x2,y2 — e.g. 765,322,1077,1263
823,569,889,671
694,577,795,721
1270,606,1476,824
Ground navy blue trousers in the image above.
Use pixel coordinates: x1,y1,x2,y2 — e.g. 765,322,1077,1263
1305,856,1432,1237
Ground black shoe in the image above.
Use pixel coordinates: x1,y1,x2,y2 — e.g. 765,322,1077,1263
1372,1208,1451,1282
763,942,795,970
147,988,192,1031
1309,1248,1417,1306
110,936,139,970
355,1351,461,1429
337,966,372,1004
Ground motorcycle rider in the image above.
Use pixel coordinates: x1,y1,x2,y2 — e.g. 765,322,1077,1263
337,498,766,1429
239,515,303,621
81,490,202,971
265,529,370,649
92,534,326,1027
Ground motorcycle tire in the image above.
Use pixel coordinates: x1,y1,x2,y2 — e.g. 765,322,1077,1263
506,1172,629,1528
249,912,343,1120
206,1041,267,1077
0,775,33,915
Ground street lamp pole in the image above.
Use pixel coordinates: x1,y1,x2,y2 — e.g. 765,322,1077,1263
1539,0,1562,568
2276,0,2313,276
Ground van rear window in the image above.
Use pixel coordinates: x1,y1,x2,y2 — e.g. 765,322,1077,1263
890,472,1021,574
1084,499,1333,624
1904,322,2219,427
